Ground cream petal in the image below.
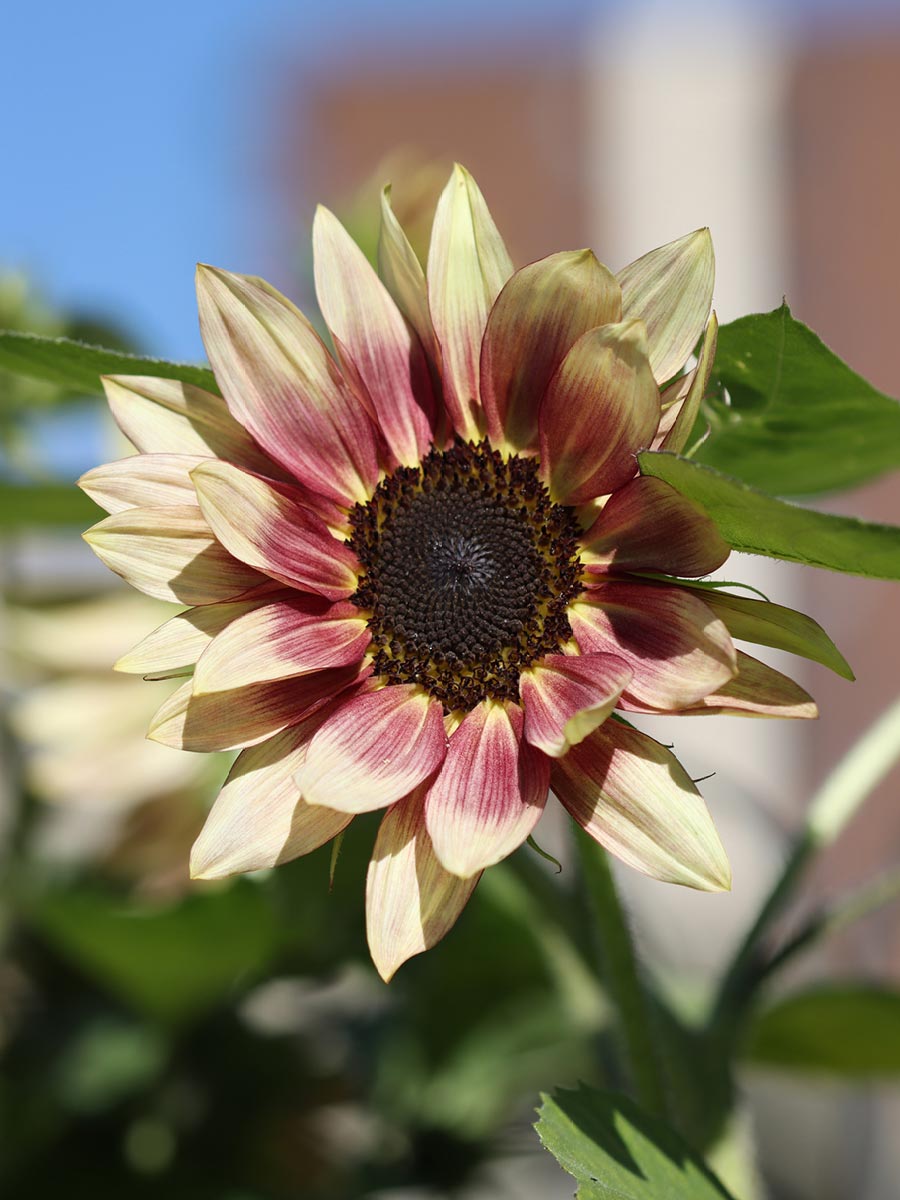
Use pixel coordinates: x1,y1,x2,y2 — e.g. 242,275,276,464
659,312,718,454
79,454,207,514
83,504,267,605
424,701,549,878
366,788,480,981
190,718,352,880
570,582,736,709
520,652,632,758
427,164,513,440
191,461,359,601
116,597,279,675
480,250,622,452
297,685,446,814
539,320,660,505
196,264,379,506
553,720,731,891
618,228,715,386
378,185,442,375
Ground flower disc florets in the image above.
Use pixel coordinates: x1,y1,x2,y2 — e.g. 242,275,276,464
348,439,582,711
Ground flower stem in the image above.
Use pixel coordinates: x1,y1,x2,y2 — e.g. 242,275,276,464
574,828,668,1118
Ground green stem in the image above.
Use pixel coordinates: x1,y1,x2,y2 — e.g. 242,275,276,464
574,828,667,1117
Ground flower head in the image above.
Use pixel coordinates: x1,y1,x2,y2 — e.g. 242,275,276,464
81,165,821,980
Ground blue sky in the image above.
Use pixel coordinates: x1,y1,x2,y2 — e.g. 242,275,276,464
2,0,895,367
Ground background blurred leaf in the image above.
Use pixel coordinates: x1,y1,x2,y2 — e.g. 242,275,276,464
744,985,900,1076
535,1084,735,1198
639,452,900,579
29,881,282,1025
696,305,900,496
0,330,218,397
0,482,101,528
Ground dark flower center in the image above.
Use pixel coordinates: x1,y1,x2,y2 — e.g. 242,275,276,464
348,440,582,711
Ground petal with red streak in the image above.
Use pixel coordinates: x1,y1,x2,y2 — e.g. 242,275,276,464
425,701,549,878
196,264,379,506
191,461,359,601
297,685,446,814
366,787,479,981
553,720,731,891
190,717,352,880
193,598,370,694
83,505,267,605
570,582,736,708
539,320,660,505
520,652,632,758
427,164,513,440
580,476,729,578
481,249,622,451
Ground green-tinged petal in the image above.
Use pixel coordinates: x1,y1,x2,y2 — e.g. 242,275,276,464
553,721,731,891
427,164,513,440
670,651,817,718
83,505,267,605
196,264,379,507
539,320,660,505
480,250,622,451
116,597,277,675
378,185,441,371
366,788,480,982
190,719,352,880
79,454,208,514
660,312,718,453
618,228,715,385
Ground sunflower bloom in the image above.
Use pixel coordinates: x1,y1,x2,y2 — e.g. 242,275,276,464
80,165,824,981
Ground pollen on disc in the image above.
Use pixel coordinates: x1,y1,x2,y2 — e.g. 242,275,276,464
348,440,582,712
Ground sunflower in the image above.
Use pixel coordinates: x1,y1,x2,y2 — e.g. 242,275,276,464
81,164,821,980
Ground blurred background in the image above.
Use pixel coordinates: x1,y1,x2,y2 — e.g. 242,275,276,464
1,1,899,1196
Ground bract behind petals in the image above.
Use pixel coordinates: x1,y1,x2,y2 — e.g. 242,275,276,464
618,228,715,386
660,312,718,454
570,582,736,709
83,505,267,606
196,264,379,507
191,461,359,601
580,476,730,579
553,721,731,892
298,685,446,815
480,250,622,452
427,164,513,441
190,718,352,880
192,598,370,694
313,205,435,466
539,320,660,505
366,787,480,982
424,701,549,879
520,652,632,758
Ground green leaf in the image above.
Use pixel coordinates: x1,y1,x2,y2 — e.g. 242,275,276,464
745,985,900,1076
696,304,900,496
29,881,282,1025
0,329,218,397
0,483,102,528
639,451,900,579
535,1084,736,1199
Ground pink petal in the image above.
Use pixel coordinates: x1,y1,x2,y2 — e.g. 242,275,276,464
553,720,731,891
424,701,549,878
190,717,352,880
192,597,370,693
83,504,268,605
580,476,730,579
79,454,206,513
148,664,366,752
520,652,632,758
297,685,446,814
539,320,660,505
569,582,736,709
427,164,513,440
196,265,379,507
366,787,480,981
313,205,436,467
191,461,359,601
481,250,622,452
